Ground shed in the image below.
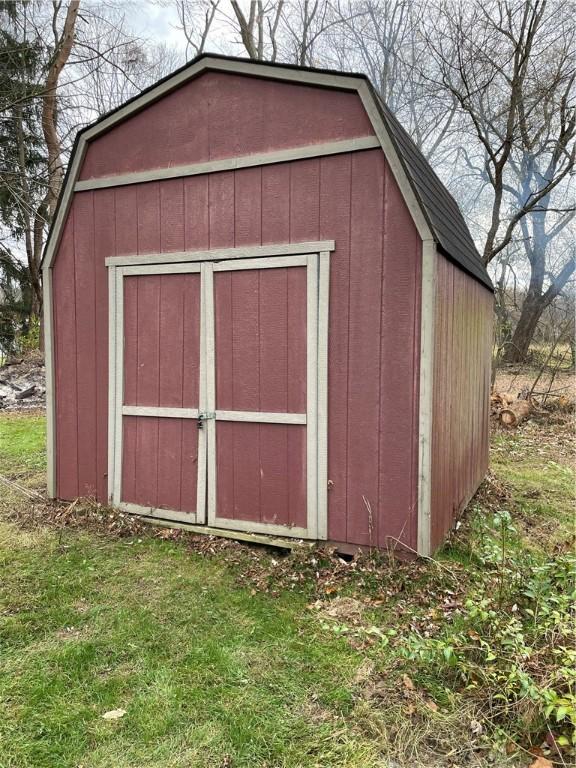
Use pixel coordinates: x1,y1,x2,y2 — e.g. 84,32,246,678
42,54,494,557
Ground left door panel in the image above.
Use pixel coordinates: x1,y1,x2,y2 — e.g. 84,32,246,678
110,266,206,523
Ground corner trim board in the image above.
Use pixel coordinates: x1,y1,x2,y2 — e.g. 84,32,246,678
74,136,381,191
306,252,319,540
42,265,56,498
316,251,330,540
417,239,436,557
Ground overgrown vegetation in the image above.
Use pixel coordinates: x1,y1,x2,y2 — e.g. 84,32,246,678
0,409,574,767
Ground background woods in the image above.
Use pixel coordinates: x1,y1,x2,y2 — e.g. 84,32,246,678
0,0,574,369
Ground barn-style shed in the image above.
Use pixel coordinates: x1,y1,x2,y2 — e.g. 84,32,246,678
43,54,493,556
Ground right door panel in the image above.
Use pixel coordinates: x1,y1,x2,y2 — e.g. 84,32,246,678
206,257,315,537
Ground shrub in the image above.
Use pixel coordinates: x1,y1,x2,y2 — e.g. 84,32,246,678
402,512,576,750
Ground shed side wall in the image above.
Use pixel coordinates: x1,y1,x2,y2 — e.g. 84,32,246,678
430,251,493,551
53,150,421,550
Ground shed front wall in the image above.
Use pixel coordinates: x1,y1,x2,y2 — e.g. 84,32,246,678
430,251,493,552
53,72,422,548
51,74,422,552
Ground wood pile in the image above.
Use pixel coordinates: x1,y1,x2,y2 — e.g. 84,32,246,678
491,388,533,428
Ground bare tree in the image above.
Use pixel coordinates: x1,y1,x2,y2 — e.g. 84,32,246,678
169,1,349,66
173,0,220,58
0,0,181,328
425,0,575,266
42,1,80,218
326,0,459,159
228,1,285,60
279,0,343,66
422,0,575,362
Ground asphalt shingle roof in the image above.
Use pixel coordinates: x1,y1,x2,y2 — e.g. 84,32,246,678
372,90,493,289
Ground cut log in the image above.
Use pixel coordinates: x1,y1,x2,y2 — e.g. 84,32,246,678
500,400,532,427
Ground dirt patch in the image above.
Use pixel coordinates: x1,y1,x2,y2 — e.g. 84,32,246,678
0,352,46,411
318,596,367,621
55,625,87,641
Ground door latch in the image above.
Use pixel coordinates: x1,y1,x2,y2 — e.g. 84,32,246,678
197,411,216,429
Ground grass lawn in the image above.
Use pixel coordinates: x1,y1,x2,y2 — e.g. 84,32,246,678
0,409,574,767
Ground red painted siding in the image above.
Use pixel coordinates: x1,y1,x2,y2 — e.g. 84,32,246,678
213,265,307,527
79,72,375,181
430,252,493,552
214,267,307,414
53,149,421,548
51,73,422,550
121,273,202,513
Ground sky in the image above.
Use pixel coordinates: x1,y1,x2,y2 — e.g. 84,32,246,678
126,1,241,59
129,2,185,49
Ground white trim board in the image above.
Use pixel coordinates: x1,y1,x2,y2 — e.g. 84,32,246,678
122,406,200,419
215,410,306,425
416,239,437,557
75,136,380,191
135,514,308,550
105,241,335,268
43,56,434,272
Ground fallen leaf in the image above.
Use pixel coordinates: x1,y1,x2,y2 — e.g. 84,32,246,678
528,757,553,768
102,708,126,720
425,699,438,712
402,674,415,691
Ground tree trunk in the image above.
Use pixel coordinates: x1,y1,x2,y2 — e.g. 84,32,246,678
502,255,575,363
502,297,544,363
42,0,80,217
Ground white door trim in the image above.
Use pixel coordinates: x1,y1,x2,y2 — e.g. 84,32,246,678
107,262,206,524
214,410,307,425
108,248,330,540
105,241,335,268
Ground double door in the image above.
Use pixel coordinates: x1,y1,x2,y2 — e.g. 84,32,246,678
108,252,328,539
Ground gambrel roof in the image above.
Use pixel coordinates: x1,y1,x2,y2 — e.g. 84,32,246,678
43,53,493,291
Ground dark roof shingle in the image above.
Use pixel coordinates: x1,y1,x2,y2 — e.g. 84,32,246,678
371,90,493,290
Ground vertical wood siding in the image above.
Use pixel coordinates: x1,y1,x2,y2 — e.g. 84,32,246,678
52,76,422,550
213,265,307,527
121,273,202,513
430,252,493,552
79,72,375,181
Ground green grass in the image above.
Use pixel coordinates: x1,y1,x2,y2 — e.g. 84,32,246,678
0,415,387,768
0,526,382,767
0,411,574,767
0,412,45,470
